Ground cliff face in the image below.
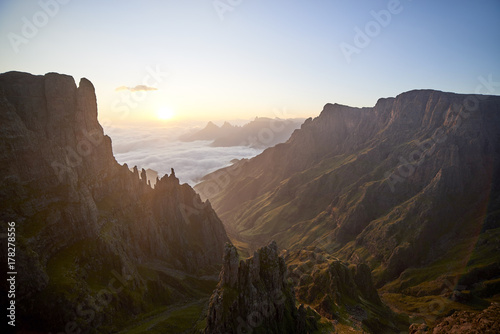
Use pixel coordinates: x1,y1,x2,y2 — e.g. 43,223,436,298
206,243,408,333
196,89,500,325
286,247,408,333
409,303,500,334
0,71,229,332
196,90,500,281
205,242,319,334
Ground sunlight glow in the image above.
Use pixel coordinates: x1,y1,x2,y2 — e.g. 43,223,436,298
157,106,175,120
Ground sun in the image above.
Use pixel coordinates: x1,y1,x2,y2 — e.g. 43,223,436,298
157,106,175,120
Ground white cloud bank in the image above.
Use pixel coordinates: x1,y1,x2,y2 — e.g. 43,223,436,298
103,124,264,185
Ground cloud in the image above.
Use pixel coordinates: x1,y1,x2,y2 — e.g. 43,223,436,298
103,124,264,186
115,85,158,92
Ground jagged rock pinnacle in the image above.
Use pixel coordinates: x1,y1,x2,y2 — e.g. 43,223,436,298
205,241,319,333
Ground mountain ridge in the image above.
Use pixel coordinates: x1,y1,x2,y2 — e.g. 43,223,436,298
195,88,500,324
180,117,303,149
0,71,229,332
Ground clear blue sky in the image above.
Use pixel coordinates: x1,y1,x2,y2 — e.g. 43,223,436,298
1,0,499,123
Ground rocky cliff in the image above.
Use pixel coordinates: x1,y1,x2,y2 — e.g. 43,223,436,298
205,242,319,333
0,71,229,332
286,247,408,333
196,89,500,323
409,302,500,333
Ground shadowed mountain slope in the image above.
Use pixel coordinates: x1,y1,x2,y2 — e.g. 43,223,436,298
205,242,321,334
0,71,229,333
205,242,409,333
285,246,409,333
196,89,500,324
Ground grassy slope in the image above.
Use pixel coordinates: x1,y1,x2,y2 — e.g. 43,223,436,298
220,153,361,250
215,143,500,329
22,216,218,333
116,299,209,334
379,227,500,325
285,249,409,333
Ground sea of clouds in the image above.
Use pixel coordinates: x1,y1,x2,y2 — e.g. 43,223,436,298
103,123,264,186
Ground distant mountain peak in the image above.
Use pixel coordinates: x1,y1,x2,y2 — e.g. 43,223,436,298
181,116,304,148
221,121,233,129
205,121,219,129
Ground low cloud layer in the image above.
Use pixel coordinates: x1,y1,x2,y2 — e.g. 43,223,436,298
115,85,158,92
104,124,264,185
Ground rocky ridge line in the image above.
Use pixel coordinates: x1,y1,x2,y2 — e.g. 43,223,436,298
0,71,229,332
205,242,319,333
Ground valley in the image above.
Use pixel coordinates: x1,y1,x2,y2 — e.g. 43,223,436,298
1,1,499,333
196,90,500,331
0,72,499,333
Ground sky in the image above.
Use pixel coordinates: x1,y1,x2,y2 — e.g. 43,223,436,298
1,0,499,124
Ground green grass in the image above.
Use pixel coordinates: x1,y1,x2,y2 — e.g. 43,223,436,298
378,227,500,324
46,239,92,288
380,292,475,325
218,151,365,250
183,276,218,295
475,277,500,297
315,318,336,333
22,209,49,238
383,227,500,295
118,299,207,334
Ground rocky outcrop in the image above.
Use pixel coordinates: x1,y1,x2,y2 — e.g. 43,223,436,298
205,242,319,333
129,167,158,187
286,247,408,333
409,303,500,333
196,90,500,286
0,71,229,332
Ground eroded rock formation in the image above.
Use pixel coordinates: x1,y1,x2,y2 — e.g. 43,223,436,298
205,242,319,333
0,71,229,332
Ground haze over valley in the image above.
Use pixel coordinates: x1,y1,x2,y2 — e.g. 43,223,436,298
105,123,262,185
